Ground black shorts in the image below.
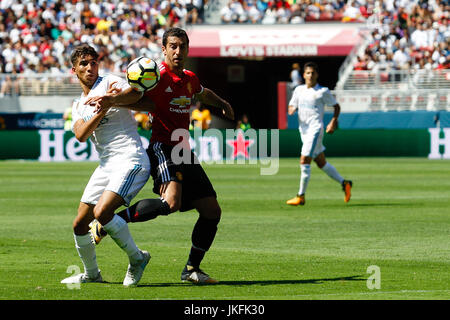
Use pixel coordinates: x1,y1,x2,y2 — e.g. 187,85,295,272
147,142,217,212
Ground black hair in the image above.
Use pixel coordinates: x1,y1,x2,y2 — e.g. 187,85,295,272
70,44,99,66
162,27,189,47
303,61,319,73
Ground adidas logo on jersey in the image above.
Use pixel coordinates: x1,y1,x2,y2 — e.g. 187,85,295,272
165,86,173,93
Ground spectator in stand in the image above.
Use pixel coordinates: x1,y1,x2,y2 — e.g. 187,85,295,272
231,0,249,23
276,2,291,23
262,4,278,24
185,0,201,24
289,4,305,24
248,1,263,23
0,69,20,97
342,1,363,22
411,22,430,49
221,2,236,23
393,45,410,70
353,55,368,70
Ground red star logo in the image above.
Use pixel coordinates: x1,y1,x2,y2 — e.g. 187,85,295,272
226,130,255,159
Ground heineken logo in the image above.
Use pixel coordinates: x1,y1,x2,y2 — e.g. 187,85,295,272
428,128,450,159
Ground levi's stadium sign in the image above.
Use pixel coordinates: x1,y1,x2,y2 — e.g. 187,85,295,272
220,45,318,57
187,25,364,58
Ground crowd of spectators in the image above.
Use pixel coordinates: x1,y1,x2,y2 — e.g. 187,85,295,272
353,0,450,74
220,0,377,24
0,0,206,96
1,0,449,97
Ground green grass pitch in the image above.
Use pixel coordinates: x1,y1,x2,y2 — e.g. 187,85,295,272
0,158,449,300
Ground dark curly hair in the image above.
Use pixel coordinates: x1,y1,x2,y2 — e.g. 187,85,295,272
70,44,99,66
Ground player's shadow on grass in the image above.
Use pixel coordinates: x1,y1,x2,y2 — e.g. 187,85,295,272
348,203,417,207
134,275,366,288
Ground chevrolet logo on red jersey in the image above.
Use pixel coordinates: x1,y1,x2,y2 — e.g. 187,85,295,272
170,96,191,108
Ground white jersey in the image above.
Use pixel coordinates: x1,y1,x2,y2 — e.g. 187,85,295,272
289,84,337,127
72,74,148,167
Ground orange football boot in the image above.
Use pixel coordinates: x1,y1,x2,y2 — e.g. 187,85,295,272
342,180,353,203
286,194,305,206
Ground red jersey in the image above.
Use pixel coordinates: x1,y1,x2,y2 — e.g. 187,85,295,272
145,62,203,146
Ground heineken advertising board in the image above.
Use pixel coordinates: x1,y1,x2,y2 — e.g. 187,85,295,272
0,128,449,164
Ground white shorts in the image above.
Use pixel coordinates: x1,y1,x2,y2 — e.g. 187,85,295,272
299,125,325,159
81,163,150,206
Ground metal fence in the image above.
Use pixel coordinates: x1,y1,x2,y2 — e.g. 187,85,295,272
0,73,81,96
2,71,450,113
333,89,450,112
337,69,450,91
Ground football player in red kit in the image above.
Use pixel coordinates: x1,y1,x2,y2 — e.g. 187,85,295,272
86,27,234,284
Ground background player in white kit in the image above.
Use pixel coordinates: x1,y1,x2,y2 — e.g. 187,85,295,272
61,44,150,286
286,62,352,206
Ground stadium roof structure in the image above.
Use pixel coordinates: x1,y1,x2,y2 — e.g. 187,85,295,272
186,23,366,58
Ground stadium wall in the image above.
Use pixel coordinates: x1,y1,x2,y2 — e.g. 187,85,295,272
288,111,446,129
0,128,449,161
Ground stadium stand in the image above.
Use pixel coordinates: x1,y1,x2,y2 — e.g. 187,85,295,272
334,0,450,112
0,0,211,90
217,0,376,25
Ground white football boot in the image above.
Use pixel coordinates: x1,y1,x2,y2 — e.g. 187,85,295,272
123,250,151,287
61,271,103,284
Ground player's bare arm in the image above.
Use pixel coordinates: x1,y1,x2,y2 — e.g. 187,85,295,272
72,107,110,142
288,105,297,115
126,94,156,113
86,87,143,112
105,87,156,113
196,88,234,120
87,86,156,113
326,103,340,134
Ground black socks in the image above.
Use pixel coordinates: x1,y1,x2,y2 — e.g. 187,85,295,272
117,198,171,223
187,217,220,268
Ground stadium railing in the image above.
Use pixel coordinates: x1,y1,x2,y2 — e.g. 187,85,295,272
332,89,450,112
339,69,450,91
2,71,449,113
0,73,80,96
335,68,450,112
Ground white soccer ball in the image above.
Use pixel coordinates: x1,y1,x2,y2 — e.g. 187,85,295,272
126,56,160,92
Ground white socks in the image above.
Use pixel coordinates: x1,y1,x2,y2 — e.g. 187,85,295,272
321,162,344,184
298,162,344,196
298,164,311,196
74,233,99,278
102,215,143,264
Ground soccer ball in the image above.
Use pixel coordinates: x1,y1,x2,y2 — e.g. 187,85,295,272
126,56,160,92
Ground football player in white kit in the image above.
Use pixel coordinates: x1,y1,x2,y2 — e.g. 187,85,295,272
286,62,352,206
60,44,150,286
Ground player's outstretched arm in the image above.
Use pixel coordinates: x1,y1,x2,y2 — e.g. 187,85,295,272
125,94,156,113
196,88,234,120
85,87,144,111
87,87,155,113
